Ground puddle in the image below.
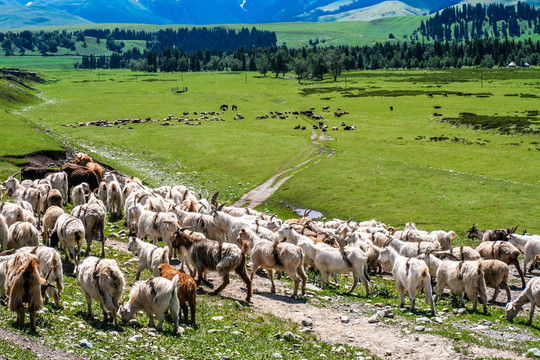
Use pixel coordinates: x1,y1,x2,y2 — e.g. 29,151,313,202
293,208,324,219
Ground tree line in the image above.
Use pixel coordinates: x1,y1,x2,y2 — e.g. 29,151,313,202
77,37,539,79
418,2,540,41
0,26,276,56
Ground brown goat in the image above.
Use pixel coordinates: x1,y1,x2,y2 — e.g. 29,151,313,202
476,241,525,288
6,253,54,331
173,230,252,302
73,152,94,166
158,263,197,324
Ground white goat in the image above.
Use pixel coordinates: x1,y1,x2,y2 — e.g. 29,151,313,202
298,239,370,296
238,228,306,298
432,258,488,313
0,202,25,227
106,180,122,217
97,182,108,208
507,233,540,274
378,246,435,314
127,237,169,279
17,245,63,307
46,171,69,204
7,221,39,250
71,202,106,257
71,183,88,207
0,215,8,252
49,213,85,268
383,236,439,258
76,256,125,327
506,277,540,325
131,205,178,255
119,276,179,333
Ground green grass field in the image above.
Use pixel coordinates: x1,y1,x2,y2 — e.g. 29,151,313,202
2,67,538,237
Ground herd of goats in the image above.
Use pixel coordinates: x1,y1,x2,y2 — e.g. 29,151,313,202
0,152,539,336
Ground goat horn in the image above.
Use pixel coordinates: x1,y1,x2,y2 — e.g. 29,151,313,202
0,249,15,256
270,213,277,220
383,238,392,248
510,225,519,233
217,202,226,211
211,191,220,206
10,171,20,178
346,217,352,225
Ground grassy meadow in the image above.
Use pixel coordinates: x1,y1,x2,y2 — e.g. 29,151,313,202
2,67,539,237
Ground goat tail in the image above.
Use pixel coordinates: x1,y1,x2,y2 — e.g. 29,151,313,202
171,274,180,293
162,246,170,262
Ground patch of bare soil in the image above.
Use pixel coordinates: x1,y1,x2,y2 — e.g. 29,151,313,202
0,327,85,360
234,130,335,208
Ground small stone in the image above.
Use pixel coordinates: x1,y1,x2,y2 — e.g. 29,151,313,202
273,352,283,358
416,317,430,324
452,309,458,314
346,332,355,338
483,320,492,326
109,331,119,336
78,324,86,329
283,331,296,341
368,314,380,323
129,319,140,326
374,303,385,308
109,232,120,238
527,348,540,357
58,316,70,321
414,326,425,332
95,331,106,337
301,318,313,327
432,317,443,324
376,310,386,318
128,334,143,342
212,316,224,321
300,328,313,333
457,308,467,315
442,308,449,312
231,331,242,335
403,329,411,335
340,316,350,323
385,349,392,356
208,329,220,333
79,339,92,349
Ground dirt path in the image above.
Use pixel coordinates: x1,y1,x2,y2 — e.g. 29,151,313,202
0,327,85,360
234,130,335,208
108,238,527,359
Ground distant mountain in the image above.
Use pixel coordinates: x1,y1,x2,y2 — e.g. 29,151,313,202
1,0,539,29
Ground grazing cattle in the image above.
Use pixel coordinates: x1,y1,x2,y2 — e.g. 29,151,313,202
73,153,93,166
428,94,433,98
20,167,58,181
332,126,339,131
232,105,238,111
390,106,393,111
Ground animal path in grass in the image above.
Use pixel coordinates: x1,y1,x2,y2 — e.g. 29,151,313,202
216,273,523,360
233,130,335,208
0,327,86,360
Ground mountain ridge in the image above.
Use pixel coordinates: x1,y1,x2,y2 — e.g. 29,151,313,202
1,0,539,28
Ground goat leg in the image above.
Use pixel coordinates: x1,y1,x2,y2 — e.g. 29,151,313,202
526,304,535,325
213,273,229,294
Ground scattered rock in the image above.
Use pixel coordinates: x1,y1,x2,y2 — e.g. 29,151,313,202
432,317,443,324
95,331,106,337
58,315,70,322
340,316,350,323
414,326,425,332
416,317,430,324
128,334,143,342
110,331,119,336
301,318,313,327
212,316,224,321
457,308,467,315
385,349,392,356
79,339,93,349
273,352,283,358
283,331,296,342
109,232,120,238
368,314,380,323
208,329,221,334
374,303,385,308
300,328,313,333
527,348,540,357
